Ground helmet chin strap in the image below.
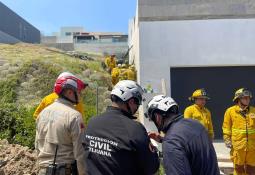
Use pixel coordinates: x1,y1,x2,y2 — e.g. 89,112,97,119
74,92,79,104
126,102,134,115
60,91,79,105
157,119,164,132
126,99,140,116
152,114,164,132
154,113,182,132
239,99,249,110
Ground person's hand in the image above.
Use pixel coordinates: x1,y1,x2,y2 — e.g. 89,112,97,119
224,140,232,149
148,143,158,153
148,132,163,143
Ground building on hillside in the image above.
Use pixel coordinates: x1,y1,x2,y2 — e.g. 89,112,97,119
0,2,40,44
129,0,255,139
41,27,128,57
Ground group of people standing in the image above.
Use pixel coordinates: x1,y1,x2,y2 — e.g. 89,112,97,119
183,88,255,175
104,54,136,85
33,71,255,175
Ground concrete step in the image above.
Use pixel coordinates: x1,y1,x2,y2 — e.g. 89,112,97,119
214,142,234,175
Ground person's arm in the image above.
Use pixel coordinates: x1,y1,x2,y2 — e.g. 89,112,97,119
208,111,214,140
33,98,47,119
163,141,192,175
184,107,193,119
104,57,109,66
113,59,116,68
75,100,85,117
222,108,232,148
35,121,39,154
133,124,159,174
70,114,87,175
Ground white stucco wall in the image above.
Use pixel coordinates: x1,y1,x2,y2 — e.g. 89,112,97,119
129,3,141,82
139,18,255,96
134,18,255,131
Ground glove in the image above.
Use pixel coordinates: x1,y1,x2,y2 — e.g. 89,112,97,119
223,134,232,148
225,140,232,148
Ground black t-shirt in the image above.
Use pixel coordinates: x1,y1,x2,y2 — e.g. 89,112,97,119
83,106,159,175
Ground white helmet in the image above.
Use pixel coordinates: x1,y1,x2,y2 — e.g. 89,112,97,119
111,80,144,105
145,95,179,120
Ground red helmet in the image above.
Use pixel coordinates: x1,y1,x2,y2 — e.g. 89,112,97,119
54,75,87,95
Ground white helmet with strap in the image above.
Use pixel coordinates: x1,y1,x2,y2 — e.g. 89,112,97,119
145,95,179,120
111,80,144,105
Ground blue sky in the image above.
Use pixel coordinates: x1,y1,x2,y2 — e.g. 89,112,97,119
1,0,137,35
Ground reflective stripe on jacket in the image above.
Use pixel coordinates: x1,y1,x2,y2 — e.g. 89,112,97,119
222,105,255,151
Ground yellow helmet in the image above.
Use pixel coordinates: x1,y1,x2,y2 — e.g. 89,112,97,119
233,88,252,102
189,88,210,101
121,64,127,68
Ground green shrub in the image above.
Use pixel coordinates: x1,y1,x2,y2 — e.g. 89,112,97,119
159,163,165,175
84,61,102,72
0,45,111,149
0,103,36,148
83,105,97,125
82,88,97,124
0,62,33,103
0,77,18,103
14,106,36,148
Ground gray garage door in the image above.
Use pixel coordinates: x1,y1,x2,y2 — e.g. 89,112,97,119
170,66,255,140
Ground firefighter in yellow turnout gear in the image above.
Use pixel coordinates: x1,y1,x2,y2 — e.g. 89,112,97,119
104,54,116,73
119,64,128,81
111,64,121,85
184,89,214,139
223,88,255,175
111,64,137,85
125,65,136,81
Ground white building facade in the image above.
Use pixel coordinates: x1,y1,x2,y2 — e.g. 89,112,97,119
129,0,255,138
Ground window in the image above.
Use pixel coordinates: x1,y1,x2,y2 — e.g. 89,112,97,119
65,32,71,36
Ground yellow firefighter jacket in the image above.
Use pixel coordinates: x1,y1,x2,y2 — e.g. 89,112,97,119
184,104,214,139
33,92,84,119
222,105,255,151
111,67,121,85
104,57,116,71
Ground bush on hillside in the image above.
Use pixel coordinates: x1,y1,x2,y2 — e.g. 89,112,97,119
0,103,36,148
0,44,111,149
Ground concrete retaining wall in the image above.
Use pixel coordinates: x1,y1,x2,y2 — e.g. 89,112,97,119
74,42,128,55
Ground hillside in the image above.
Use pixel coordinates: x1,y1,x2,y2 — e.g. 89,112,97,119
0,43,112,148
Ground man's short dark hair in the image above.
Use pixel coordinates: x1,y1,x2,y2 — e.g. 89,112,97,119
111,95,125,104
